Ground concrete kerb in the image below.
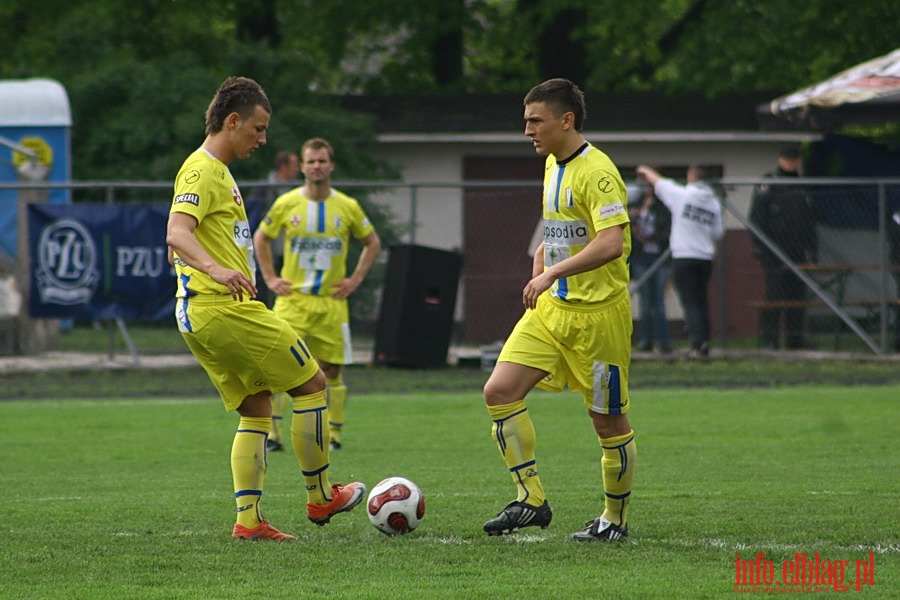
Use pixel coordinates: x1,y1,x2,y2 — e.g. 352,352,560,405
1,345,897,376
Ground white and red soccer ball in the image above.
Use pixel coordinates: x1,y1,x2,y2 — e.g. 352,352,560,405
366,476,426,536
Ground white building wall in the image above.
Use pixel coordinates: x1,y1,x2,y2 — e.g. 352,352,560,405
366,134,819,249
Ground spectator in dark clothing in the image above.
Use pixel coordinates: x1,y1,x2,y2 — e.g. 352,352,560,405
629,183,672,353
890,208,900,351
749,146,818,350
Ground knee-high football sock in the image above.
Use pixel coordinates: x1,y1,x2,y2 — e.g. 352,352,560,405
487,400,545,506
269,392,288,444
232,416,271,528
598,430,636,527
290,390,332,504
325,376,347,445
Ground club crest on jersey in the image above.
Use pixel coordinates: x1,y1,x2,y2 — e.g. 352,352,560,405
334,216,341,228
231,187,243,206
565,188,574,207
291,214,302,227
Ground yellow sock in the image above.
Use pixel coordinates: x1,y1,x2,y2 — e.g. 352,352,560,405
270,392,289,444
598,430,636,527
291,390,332,504
326,376,347,444
487,400,545,506
231,416,271,528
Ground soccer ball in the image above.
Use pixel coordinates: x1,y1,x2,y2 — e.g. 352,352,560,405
366,476,425,536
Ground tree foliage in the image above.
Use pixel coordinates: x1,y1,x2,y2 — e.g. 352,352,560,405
2,0,899,182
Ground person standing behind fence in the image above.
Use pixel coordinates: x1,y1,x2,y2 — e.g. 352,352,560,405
890,208,900,351
253,137,381,454
252,150,299,308
166,77,365,541
629,182,672,354
481,78,636,543
749,146,817,350
636,164,723,359
249,150,300,208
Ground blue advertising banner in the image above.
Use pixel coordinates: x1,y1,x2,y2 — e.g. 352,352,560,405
28,203,174,319
28,202,264,319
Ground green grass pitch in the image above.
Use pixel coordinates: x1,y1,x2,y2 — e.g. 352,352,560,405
1,385,897,598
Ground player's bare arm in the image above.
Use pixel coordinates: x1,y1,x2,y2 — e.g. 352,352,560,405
532,242,545,279
635,165,662,185
251,227,293,296
331,231,382,300
167,211,257,301
522,225,624,309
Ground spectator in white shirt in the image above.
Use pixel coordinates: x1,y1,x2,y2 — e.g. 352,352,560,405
635,164,724,358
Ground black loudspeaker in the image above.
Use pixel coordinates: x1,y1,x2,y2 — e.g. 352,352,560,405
374,244,463,368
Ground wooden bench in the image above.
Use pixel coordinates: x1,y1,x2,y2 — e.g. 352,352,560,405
746,299,900,349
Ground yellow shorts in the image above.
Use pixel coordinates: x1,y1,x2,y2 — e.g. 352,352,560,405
176,297,320,411
498,290,632,414
273,293,352,365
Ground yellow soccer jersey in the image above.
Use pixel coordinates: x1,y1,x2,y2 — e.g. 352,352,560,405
541,143,631,304
258,187,374,296
170,148,255,298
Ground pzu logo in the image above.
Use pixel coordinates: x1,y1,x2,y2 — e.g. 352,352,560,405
35,218,99,305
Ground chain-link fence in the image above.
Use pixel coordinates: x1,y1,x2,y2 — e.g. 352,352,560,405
718,179,899,356
3,178,900,356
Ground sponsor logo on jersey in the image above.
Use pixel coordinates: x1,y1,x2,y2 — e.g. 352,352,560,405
174,193,200,206
233,220,252,247
600,202,625,218
543,218,589,246
184,170,200,184
597,175,615,193
290,237,343,253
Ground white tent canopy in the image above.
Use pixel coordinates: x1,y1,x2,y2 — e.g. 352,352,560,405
758,48,900,130
0,78,72,127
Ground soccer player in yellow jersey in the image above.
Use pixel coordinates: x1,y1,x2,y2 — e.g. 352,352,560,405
481,78,637,542
253,138,381,453
166,77,365,541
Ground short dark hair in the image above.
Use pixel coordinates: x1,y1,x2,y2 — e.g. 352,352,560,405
779,145,802,159
301,137,335,162
688,163,711,181
274,150,296,169
204,76,271,136
523,78,587,132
